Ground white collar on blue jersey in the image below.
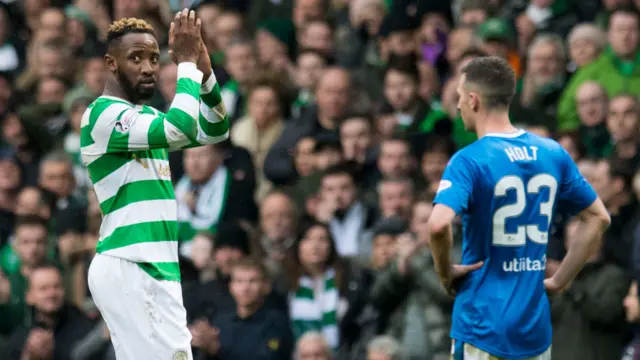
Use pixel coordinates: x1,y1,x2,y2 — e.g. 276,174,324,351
484,129,526,138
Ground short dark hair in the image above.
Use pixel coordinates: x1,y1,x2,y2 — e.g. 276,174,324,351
381,134,410,148
554,130,586,159
423,135,456,157
338,112,374,128
107,18,155,46
461,56,516,109
322,163,355,183
230,258,269,279
609,5,640,27
604,157,635,191
15,215,48,231
384,54,419,83
27,262,62,290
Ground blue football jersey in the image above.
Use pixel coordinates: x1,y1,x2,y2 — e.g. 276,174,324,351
434,130,597,358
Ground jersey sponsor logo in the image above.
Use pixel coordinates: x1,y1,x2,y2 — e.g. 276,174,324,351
173,350,188,360
502,254,547,272
157,164,171,177
437,180,452,193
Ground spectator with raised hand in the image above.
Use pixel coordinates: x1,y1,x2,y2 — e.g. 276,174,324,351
370,229,455,360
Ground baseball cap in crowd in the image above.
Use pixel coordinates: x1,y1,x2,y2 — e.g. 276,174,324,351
476,18,515,44
214,221,251,255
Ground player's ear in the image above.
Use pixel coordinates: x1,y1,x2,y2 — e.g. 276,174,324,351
104,54,117,73
469,92,479,111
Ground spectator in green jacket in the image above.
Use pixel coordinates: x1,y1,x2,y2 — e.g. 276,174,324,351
557,5,640,130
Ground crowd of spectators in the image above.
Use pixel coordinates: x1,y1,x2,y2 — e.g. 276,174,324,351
1,0,640,359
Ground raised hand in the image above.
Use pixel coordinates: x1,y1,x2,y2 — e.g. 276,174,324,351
168,13,212,79
168,9,202,64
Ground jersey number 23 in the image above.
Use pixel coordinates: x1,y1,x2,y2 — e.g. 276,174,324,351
492,174,558,246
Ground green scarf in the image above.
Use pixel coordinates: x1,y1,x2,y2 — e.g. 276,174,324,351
604,46,640,76
290,268,339,349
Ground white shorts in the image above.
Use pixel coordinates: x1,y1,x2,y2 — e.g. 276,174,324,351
451,341,551,360
88,254,193,360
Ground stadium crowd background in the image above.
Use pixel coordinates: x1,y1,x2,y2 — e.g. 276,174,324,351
1,0,640,359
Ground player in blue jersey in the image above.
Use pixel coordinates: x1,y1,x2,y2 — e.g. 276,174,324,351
426,56,611,360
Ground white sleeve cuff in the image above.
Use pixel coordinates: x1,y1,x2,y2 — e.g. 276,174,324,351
200,70,217,94
177,62,203,84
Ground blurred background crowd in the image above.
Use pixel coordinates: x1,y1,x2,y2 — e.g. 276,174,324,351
1,0,640,359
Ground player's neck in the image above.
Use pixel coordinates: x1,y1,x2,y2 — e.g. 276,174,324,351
476,112,518,138
103,78,137,104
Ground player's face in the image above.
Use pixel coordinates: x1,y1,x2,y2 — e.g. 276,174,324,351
106,33,160,103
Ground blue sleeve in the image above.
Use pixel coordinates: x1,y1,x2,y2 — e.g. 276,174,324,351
433,152,475,214
558,149,597,216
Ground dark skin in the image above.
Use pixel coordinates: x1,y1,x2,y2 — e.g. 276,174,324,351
103,16,212,104
104,33,161,105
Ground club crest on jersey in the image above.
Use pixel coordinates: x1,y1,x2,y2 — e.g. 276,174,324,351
173,350,188,360
115,113,133,134
437,180,452,193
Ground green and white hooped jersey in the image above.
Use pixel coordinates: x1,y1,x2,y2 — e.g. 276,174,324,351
80,62,229,281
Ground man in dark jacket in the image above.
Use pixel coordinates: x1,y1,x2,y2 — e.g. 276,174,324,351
550,220,630,360
2,263,99,360
190,259,293,360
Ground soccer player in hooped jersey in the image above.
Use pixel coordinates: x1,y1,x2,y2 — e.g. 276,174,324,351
81,10,228,360
427,57,611,360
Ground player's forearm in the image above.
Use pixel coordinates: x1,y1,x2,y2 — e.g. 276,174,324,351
553,217,608,286
430,225,454,282
163,62,206,144
194,70,230,145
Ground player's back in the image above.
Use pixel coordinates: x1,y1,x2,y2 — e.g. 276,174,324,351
441,130,590,358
